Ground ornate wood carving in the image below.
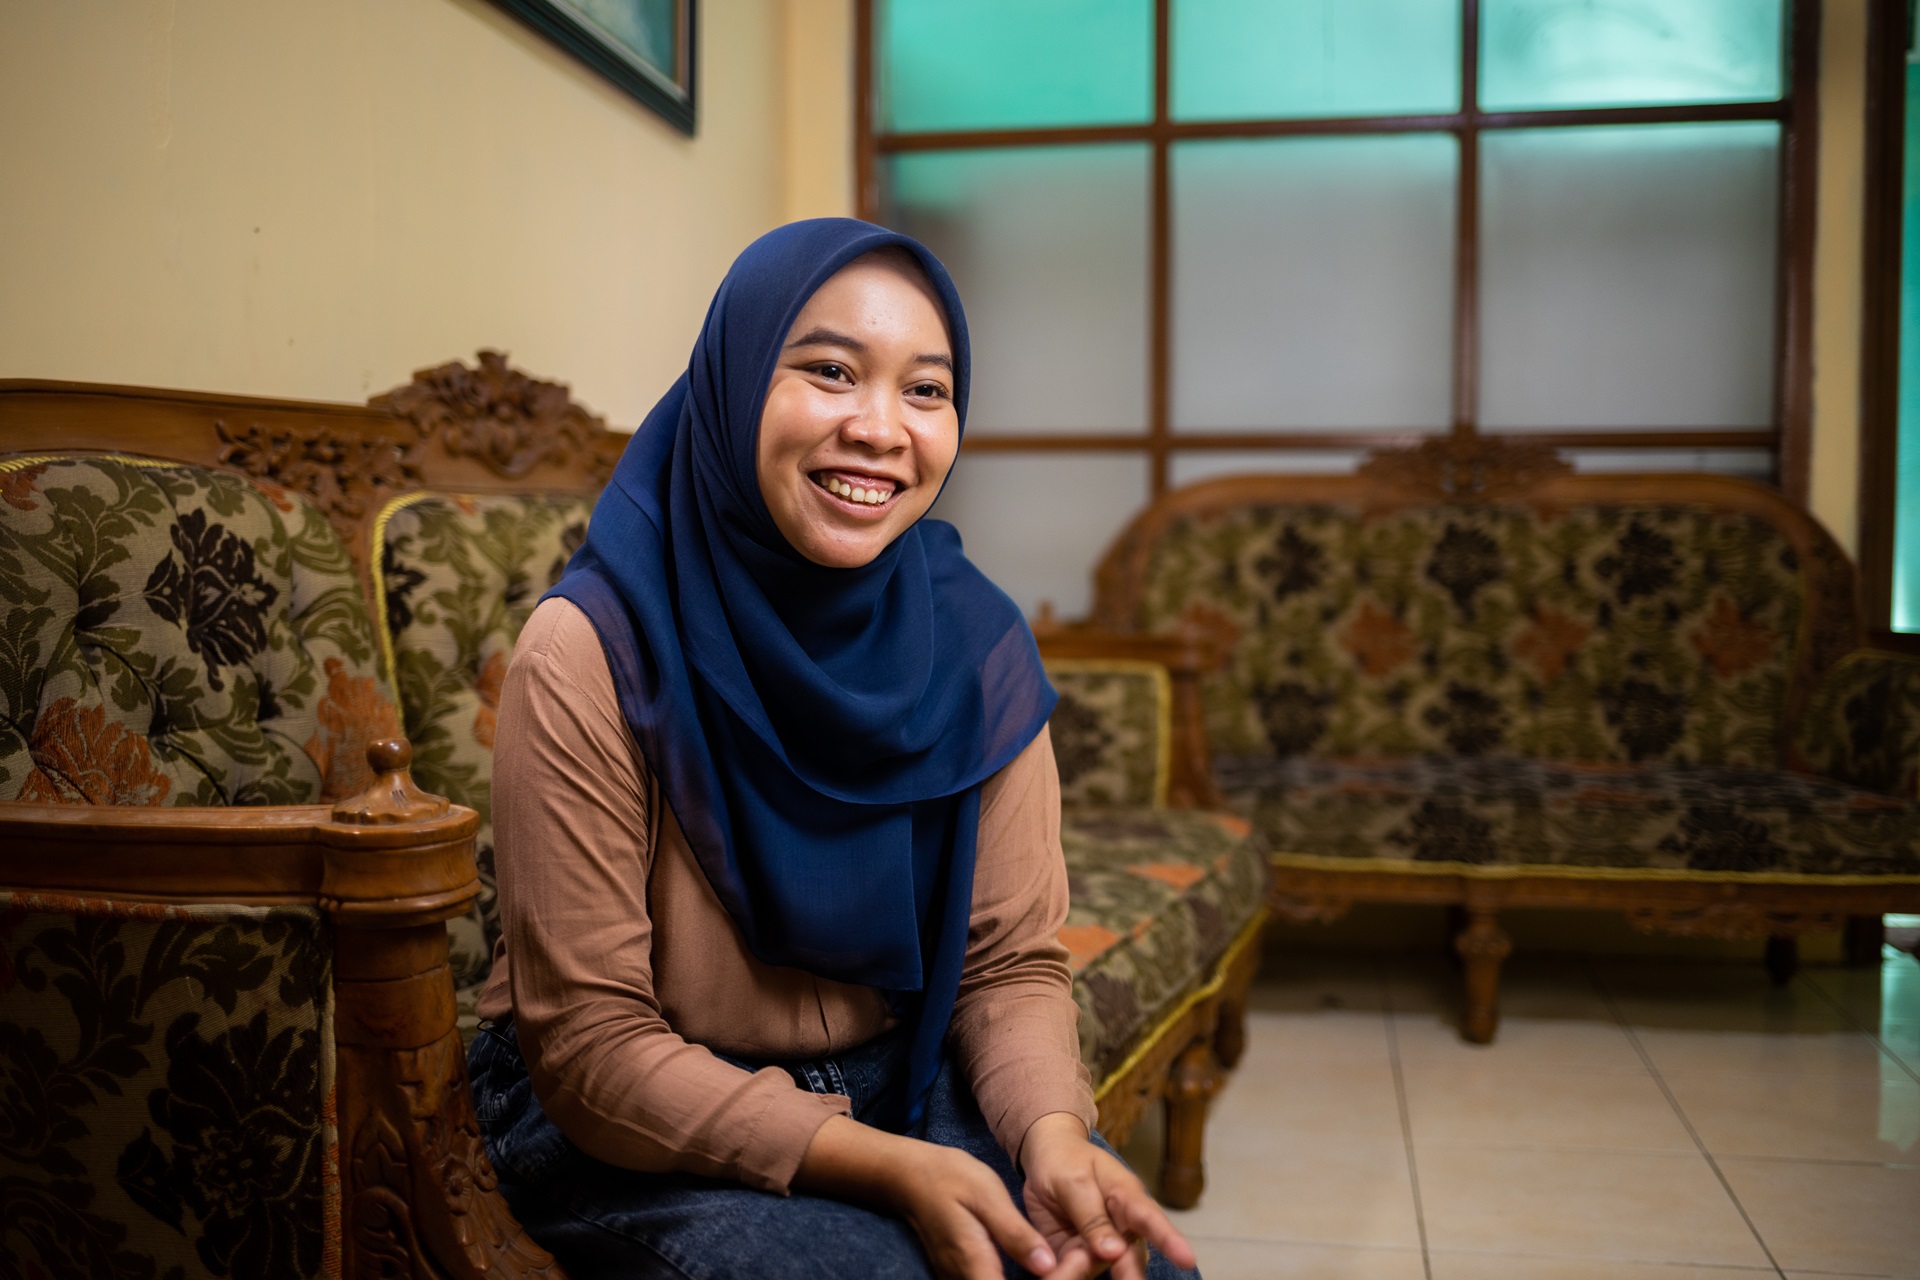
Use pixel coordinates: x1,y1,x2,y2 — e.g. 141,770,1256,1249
346,1032,561,1280
215,417,421,546
1623,902,1851,941
1357,430,1573,502
372,351,617,483
333,740,452,827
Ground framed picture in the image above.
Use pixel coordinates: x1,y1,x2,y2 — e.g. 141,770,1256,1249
491,0,695,134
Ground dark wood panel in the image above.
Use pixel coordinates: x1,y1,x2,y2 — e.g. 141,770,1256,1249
1858,0,1910,630
1775,0,1824,502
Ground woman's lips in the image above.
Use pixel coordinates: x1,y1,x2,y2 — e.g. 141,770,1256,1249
811,469,901,511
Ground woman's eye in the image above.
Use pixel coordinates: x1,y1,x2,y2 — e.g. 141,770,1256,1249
907,382,949,400
812,362,851,382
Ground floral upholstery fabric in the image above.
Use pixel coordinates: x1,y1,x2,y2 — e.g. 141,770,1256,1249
1793,650,1920,800
1134,503,1811,769
1219,755,1920,882
1045,660,1169,809
374,492,592,986
0,894,333,1280
1059,808,1267,1080
0,455,396,808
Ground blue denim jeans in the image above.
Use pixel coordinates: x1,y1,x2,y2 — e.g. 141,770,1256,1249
469,1021,1202,1280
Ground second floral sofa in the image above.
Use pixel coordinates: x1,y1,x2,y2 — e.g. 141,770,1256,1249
1087,432,1920,1043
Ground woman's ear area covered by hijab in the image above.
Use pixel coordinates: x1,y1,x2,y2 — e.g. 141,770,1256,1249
755,248,961,570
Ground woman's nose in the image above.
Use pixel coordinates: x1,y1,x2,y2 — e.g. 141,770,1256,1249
840,393,908,451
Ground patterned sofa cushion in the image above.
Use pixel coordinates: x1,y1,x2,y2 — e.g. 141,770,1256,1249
1134,503,1809,769
374,491,593,984
0,455,396,807
1060,807,1268,1080
1220,755,1920,881
1793,650,1920,800
1046,659,1171,808
0,893,334,1280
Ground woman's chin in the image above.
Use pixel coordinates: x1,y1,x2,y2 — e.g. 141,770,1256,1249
791,524,894,570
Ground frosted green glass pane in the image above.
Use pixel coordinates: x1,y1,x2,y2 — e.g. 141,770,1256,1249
878,0,1151,132
928,455,1149,618
1482,0,1784,110
1480,124,1779,432
1894,64,1920,633
1173,0,1461,121
882,147,1149,433
1172,135,1457,430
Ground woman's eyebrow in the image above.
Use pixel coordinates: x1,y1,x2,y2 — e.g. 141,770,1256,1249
784,327,953,373
785,326,866,353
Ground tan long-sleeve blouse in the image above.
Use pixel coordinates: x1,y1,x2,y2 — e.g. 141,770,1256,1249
474,598,1095,1195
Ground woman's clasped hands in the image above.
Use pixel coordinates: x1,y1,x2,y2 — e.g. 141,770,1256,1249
797,1110,1196,1279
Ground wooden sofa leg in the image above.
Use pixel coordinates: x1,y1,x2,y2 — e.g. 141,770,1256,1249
1844,915,1886,967
1764,934,1799,986
1159,1037,1221,1211
1214,985,1249,1070
1454,907,1512,1045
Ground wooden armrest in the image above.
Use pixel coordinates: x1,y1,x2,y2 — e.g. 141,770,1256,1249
0,739,480,928
0,740,562,1278
1034,620,1224,810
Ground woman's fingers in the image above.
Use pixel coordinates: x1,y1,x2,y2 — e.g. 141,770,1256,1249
1048,1166,1130,1263
1105,1185,1198,1271
1108,1238,1152,1280
967,1177,1058,1277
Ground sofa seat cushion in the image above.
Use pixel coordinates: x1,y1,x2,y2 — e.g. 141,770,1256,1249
1,454,396,807
1222,755,1920,881
374,491,594,984
1060,807,1267,1080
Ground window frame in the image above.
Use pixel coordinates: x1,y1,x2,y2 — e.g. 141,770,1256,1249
856,0,1823,499
1859,0,1918,643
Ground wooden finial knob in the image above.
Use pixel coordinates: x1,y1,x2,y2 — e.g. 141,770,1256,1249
331,736,449,826
367,738,411,774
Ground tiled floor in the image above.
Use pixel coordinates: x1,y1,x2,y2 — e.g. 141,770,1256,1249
1140,948,1920,1279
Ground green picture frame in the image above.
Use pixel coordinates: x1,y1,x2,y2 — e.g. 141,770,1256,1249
491,0,696,134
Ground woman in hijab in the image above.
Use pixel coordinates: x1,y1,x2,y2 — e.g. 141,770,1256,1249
468,218,1199,1280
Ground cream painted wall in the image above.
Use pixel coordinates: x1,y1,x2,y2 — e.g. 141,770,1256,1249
0,0,855,427
780,0,855,223
1809,0,1869,559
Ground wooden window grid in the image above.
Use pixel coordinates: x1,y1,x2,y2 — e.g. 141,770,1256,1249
855,0,1823,500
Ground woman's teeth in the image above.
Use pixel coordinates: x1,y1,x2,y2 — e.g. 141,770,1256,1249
824,475,892,505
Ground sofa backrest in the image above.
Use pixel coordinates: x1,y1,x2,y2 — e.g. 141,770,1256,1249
0,453,396,806
1044,659,1172,808
374,491,595,979
1092,443,1860,770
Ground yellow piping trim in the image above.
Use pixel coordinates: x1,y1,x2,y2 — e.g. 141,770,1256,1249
368,490,440,709
1,452,187,472
1044,658,1173,807
1091,907,1267,1105
1269,850,1920,887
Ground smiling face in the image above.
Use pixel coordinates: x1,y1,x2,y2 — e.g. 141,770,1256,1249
755,250,960,569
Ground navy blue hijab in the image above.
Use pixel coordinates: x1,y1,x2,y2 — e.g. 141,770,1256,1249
546,218,1055,1127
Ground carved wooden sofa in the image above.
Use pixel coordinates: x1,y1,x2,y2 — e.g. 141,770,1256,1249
0,355,1265,1280
1086,432,1920,1043
0,372,572,1279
